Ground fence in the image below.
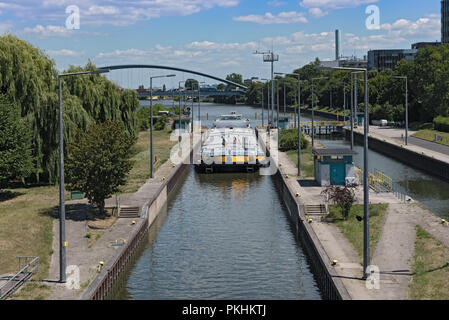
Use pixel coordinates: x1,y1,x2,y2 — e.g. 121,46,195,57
0,256,39,300
366,169,409,203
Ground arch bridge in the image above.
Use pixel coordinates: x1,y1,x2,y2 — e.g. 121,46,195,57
98,64,247,93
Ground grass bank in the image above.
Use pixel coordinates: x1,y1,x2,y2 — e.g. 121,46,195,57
120,129,177,193
1,128,176,299
287,146,315,178
327,204,388,261
409,226,449,300
412,129,449,147
0,185,57,299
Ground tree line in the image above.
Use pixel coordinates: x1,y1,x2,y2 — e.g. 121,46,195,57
0,34,139,187
244,44,449,127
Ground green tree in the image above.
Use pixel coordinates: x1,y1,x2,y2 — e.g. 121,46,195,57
185,79,199,90
0,35,139,183
0,96,34,188
226,73,243,89
65,121,135,214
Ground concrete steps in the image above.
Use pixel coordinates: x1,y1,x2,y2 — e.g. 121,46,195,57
118,206,140,218
305,204,328,216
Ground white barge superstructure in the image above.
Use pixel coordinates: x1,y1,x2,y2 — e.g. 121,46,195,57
195,113,268,173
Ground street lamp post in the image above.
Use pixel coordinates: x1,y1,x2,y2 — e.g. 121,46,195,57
58,68,109,283
316,64,371,278
198,81,206,125
341,82,347,123
331,67,370,279
260,79,269,127
311,77,328,147
179,81,186,147
150,74,176,178
272,78,280,146
276,72,306,177
390,76,408,145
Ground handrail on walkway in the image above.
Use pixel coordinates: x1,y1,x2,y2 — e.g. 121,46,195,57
0,256,39,300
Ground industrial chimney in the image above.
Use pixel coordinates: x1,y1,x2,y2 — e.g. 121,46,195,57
335,29,341,61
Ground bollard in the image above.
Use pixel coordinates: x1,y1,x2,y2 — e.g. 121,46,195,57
206,113,208,120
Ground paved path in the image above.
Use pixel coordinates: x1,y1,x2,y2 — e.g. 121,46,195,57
277,145,449,300
371,204,416,300
46,148,186,299
408,136,449,157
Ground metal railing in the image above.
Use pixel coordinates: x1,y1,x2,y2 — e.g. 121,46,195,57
392,182,409,203
367,168,409,203
0,256,39,300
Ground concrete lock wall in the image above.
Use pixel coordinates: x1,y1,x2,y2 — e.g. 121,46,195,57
80,141,198,300
272,170,351,300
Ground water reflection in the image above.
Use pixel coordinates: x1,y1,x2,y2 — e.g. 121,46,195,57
110,167,321,300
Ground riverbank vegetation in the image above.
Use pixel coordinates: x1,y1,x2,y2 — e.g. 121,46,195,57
120,129,176,194
327,204,388,261
409,226,449,300
245,44,449,128
412,130,449,147
0,34,139,187
0,34,142,299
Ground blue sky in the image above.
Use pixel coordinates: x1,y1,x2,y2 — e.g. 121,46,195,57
0,0,442,88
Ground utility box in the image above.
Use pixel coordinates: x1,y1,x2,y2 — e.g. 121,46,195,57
313,148,357,186
71,191,84,200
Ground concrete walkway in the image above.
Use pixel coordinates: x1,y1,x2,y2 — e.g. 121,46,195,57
46,155,180,299
277,145,449,300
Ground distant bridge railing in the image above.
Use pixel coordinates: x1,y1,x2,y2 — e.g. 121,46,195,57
137,90,244,98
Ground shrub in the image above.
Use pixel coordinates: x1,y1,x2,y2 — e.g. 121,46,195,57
434,116,449,133
154,114,168,131
279,129,309,152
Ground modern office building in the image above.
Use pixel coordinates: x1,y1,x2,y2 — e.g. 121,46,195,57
442,0,449,43
412,42,442,50
367,49,417,71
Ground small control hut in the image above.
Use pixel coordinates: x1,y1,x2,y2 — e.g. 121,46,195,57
313,148,357,186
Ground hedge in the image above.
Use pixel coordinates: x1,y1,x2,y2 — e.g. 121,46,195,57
433,116,449,133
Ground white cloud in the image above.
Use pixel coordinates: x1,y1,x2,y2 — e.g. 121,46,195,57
46,49,83,57
267,0,287,6
23,24,71,38
308,7,327,18
85,5,120,16
0,22,12,34
300,0,379,10
300,0,379,18
4,0,241,29
380,16,440,40
234,11,308,24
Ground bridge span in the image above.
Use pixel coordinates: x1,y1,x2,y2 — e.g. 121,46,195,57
137,89,244,99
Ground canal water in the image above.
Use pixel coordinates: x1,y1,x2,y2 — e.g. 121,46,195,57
316,136,449,220
110,168,321,300
110,100,322,300
113,101,449,299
